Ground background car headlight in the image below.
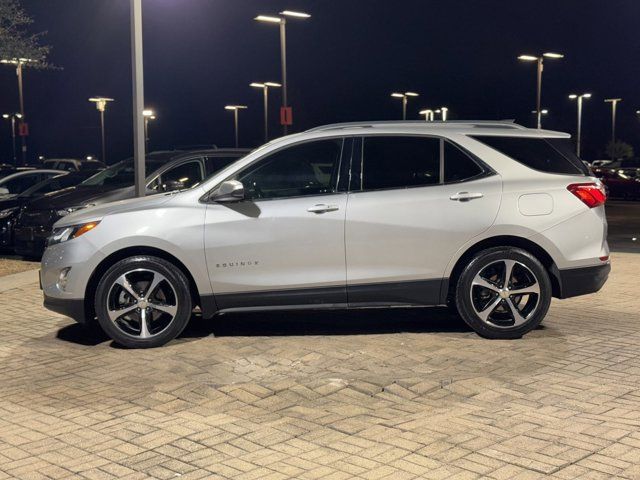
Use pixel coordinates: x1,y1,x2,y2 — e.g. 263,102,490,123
47,221,100,247
0,207,18,219
56,206,85,217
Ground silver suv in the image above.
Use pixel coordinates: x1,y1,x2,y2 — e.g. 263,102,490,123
41,121,610,348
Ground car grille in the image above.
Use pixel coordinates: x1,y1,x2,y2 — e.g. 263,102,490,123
18,209,59,228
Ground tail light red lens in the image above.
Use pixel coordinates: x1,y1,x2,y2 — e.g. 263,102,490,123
567,183,607,208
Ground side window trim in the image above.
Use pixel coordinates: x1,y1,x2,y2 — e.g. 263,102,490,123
148,157,204,188
208,137,347,203
349,134,494,194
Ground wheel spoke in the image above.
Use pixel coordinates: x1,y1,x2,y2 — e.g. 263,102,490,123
149,302,177,318
107,304,137,322
114,274,140,300
502,260,517,288
472,276,500,292
139,308,150,338
509,282,540,297
144,272,167,299
477,296,502,322
506,297,528,326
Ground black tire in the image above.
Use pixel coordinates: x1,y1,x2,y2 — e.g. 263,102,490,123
95,255,192,348
455,247,551,339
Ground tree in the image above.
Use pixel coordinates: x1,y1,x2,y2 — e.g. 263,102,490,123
0,0,50,66
605,140,634,160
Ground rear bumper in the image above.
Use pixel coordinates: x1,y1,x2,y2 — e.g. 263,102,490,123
43,294,87,324
557,263,610,299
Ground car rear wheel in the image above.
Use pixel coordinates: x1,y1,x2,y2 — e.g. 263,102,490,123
455,247,551,339
95,255,192,348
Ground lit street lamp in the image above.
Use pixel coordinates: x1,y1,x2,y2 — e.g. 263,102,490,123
419,109,434,121
89,97,114,164
250,82,281,142
255,10,310,135
1,57,38,164
391,92,419,120
604,98,622,159
437,107,449,121
2,113,23,164
568,93,591,157
143,109,156,152
518,52,563,129
225,105,247,148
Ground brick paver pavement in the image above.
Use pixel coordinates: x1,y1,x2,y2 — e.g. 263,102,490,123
0,253,639,479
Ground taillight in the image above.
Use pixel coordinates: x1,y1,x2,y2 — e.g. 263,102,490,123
567,183,607,208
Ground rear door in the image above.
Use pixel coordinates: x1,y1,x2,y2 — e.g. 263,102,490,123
345,135,502,305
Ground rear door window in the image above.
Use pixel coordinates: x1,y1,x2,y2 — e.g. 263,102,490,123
361,136,440,190
471,136,587,175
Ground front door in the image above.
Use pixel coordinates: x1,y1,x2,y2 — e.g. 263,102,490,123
204,138,348,309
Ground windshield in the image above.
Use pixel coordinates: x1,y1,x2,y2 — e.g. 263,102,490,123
81,159,165,188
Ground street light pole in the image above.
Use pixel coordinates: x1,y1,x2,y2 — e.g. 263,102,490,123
419,109,434,121
1,58,37,165
143,109,156,152
604,98,622,159
391,92,419,120
439,107,449,121
518,52,563,129
255,11,310,136
251,82,281,142
569,93,591,157
131,0,146,198
225,105,247,148
2,113,21,164
89,97,114,164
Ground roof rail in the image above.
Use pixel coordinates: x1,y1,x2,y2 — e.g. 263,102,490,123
306,120,526,132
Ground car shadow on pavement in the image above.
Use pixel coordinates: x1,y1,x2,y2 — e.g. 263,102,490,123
181,306,474,338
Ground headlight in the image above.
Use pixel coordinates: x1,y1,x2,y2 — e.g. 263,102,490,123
47,221,100,247
0,207,18,219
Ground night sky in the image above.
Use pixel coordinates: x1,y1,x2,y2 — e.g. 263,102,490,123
1,0,639,163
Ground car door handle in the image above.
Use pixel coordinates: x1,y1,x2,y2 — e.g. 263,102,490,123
449,191,484,202
307,204,340,213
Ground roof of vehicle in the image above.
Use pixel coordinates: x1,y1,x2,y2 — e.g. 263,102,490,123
0,169,63,183
305,120,570,138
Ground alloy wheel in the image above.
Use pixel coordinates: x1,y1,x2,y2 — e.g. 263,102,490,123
470,259,541,328
106,268,178,339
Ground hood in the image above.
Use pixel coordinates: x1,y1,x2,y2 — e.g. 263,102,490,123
54,191,176,227
27,185,130,211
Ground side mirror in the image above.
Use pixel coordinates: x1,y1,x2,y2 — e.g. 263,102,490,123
162,180,184,192
212,180,244,203
0,187,9,195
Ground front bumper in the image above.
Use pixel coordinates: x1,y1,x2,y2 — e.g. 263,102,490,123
557,263,611,299
43,293,87,324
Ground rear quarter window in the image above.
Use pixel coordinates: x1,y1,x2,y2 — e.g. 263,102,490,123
471,136,588,175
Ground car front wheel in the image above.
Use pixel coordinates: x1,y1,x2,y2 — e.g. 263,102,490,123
455,247,551,339
95,255,192,348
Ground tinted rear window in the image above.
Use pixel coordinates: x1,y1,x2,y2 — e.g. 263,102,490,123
471,136,587,175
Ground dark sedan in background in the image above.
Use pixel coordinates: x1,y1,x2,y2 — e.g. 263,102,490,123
13,148,249,258
0,170,98,251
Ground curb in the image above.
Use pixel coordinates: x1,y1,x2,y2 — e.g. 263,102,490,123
0,268,40,293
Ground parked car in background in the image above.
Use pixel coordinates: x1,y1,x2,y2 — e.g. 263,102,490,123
590,160,613,168
593,158,640,179
42,158,106,172
14,148,249,258
0,169,62,198
0,170,98,251
40,121,609,348
0,164,36,179
596,169,640,200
